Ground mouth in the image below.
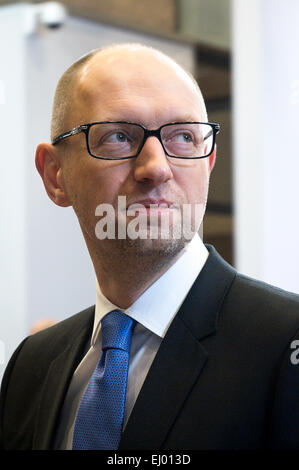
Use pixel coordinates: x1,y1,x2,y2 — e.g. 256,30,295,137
125,199,181,220
127,198,175,209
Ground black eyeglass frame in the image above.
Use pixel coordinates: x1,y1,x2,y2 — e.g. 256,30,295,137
52,121,220,160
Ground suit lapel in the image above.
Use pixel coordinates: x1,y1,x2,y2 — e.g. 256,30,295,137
120,244,236,449
32,314,93,450
119,314,208,449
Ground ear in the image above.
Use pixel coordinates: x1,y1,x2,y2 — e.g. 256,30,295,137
208,145,217,174
35,143,71,207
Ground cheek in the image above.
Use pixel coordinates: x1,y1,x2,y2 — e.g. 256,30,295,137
71,164,128,216
175,162,210,204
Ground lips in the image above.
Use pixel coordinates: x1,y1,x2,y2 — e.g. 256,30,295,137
127,198,173,208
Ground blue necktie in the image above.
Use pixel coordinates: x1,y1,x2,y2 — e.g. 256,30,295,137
72,310,135,450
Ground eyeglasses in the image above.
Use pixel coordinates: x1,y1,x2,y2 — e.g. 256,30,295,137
52,121,220,160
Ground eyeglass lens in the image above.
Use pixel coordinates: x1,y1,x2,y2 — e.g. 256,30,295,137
88,123,214,159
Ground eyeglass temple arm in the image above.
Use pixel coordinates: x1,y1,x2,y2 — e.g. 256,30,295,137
52,124,88,145
203,124,220,141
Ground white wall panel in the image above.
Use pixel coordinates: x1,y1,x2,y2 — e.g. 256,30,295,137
232,0,299,293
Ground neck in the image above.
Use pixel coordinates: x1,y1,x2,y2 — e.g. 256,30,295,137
85,236,186,308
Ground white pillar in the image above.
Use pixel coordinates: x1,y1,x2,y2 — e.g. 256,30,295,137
232,0,299,294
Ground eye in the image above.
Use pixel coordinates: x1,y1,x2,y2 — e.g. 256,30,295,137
177,132,193,143
167,131,195,143
104,132,130,143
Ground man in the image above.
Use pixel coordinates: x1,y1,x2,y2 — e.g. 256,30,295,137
0,43,298,450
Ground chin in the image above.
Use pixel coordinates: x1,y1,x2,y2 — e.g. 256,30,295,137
118,232,189,259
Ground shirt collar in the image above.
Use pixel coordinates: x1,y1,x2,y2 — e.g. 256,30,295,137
92,234,209,345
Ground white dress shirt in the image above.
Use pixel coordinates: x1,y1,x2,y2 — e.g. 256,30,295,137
54,234,209,449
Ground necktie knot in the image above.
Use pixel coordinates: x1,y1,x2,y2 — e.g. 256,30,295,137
101,310,135,352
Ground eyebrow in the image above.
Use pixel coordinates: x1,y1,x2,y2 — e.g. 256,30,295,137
98,114,203,125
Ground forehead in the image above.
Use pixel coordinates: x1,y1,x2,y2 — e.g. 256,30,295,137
72,49,206,126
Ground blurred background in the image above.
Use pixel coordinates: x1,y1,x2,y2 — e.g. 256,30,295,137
0,0,298,377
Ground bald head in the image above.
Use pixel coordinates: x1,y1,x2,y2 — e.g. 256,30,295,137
51,48,98,142
50,43,207,142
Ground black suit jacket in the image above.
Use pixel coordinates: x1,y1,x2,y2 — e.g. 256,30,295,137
0,244,298,450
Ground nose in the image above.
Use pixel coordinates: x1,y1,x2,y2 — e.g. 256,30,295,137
133,136,173,185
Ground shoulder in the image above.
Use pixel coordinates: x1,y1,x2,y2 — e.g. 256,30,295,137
204,243,299,334
1,304,95,395
231,272,299,319
27,304,95,345
2,305,95,381
20,304,95,359
223,271,299,351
